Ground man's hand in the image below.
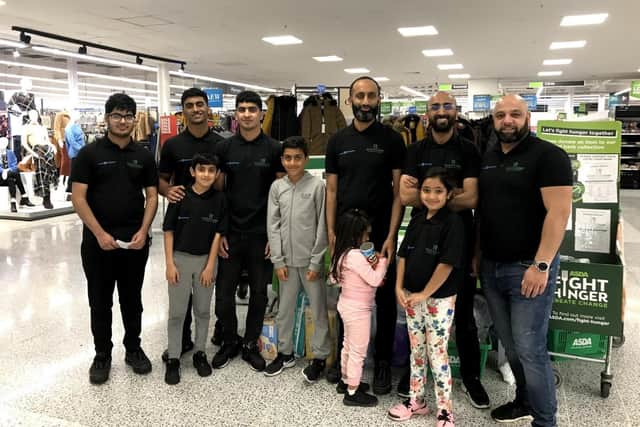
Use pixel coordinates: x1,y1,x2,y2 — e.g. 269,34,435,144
521,266,548,298
96,231,119,251
306,270,320,282
264,242,271,259
381,238,396,260
328,229,336,256
128,229,147,250
400,174,418,189
471,253,481,277
166,185,186,203
276,267,288,282
200,266,214,287
405,290,429,307
396,287,408,309
219,236,229,259
166,263,179,285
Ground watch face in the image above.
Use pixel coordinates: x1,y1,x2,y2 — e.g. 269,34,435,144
537,262,549,272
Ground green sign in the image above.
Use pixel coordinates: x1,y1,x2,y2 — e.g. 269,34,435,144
415,100,428,114
631,80,640,99
438,83,452,91
380,101,392,115
537,120,621,154
529,81,543,88
578,103,587,114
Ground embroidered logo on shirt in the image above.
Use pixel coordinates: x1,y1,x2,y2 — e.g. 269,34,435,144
481,165,497,170
338,150,356,156
97,161,117,166
178,158,192,163
418,162,433,168
178,216,190,220
365,144,384,154
300,193,312,199
201,213,219,223
425,244,439,255
126,160,143,169
445,159,461,170
254,157,269,167
505,161,525,173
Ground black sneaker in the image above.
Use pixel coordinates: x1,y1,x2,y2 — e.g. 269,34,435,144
210,322,224,346
336,379,370,394
463,378,490,409
302,359,326,383
165,358,180,385
89,353,111,385
10,202,17,213
491,401,533,423
193,351,212,377
125,348,152,374
161,341,194,363
242,343,266,372
19,197,35,207
264,353,296,377
211,339,241,369
343,389,379,407
397,370,410,398
326,363,340,384
373,361,392,395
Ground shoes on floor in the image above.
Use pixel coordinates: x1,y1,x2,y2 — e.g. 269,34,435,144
462,377,490,409
89,352,111,385
264,353,295,377
124,348,152,375
387,398,430,422
165,358,180,385
192,351,212,377
161,341,194,363
302,358,325,383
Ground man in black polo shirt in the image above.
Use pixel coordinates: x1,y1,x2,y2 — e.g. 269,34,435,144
211,91,284,372
71,93,159,385
325,76,406,394
399,91,489,407
477,94,571,426
159,88,224,361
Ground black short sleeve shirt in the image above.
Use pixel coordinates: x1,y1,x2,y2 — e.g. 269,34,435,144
478,134,572,262
72,137,158,241
397,207,464,297
158,129,223,186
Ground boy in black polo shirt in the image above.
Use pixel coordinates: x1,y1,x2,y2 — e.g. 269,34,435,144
163,153,227,385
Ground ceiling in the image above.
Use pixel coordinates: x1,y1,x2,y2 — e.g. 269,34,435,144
0,0,638,95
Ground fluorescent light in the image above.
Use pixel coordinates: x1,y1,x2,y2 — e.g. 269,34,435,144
422,48,453,57
262,35,303,46
170,84,190,90
0,39,27,48
397,26,438,37
615,88,630,96
399,86,428,99
0,73,67,85
560,13,608,26
550,40,587,50
344,68,370,74
313,55,343,62
77,71,157,86
543,59,573,65
373,77,389,82
0,1,6,6
169,71,276,92
80,82,157,94
31,46,157,72
536,86,544,97
448,73,470,79
538,71,563,76
0,60,67,73
437,64,463,70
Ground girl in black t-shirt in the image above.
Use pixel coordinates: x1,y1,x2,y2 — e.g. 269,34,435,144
388,167,463,426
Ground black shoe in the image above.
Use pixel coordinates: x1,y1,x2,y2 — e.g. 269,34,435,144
125,348,152,374
19,197,35,207
326,363,340,384
89,353,111,385
211,339,241,369
264,353,296,377
373,361,392,395
10,202,17,213
397,370,410,398
336,379,370,394
161,341,195,363
302,358,326,383
43,196,53,209
211,323,224,346
242,343,266,372
165,358,180,385
237,281,249,299
193,351,212,377
343,389,379,407
463,378,490,409
491,401,533,423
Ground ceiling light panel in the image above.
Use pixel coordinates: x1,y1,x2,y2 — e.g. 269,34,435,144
313,55,343,62
437,64,463,70
538,71,563,76
0,39,27,48
344,68,370,74
550,40,587,50
422,49,453,57
543,59,573,65
77,71,158,86
560,13,608,26
169,71,276,92
448,73,470,79
374,77,389,82
397,26,438,37
0,60,67,73
262,35,303,45
399,85,428,98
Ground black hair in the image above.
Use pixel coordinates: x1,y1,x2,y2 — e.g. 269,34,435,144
422,166,455,193
181,87,208,107
282,136,308,157
105,93,136,115
191,152,220,169
330,209,371,283
235,90,262,110
349,76,381,96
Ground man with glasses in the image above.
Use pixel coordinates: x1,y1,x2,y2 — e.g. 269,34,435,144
71,93,158,385
399,91,489,408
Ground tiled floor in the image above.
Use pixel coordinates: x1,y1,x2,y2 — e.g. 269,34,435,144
1,193,639,426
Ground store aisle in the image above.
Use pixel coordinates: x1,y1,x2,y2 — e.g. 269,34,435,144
0,193,639,427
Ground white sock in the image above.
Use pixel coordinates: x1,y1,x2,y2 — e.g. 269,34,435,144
347,388,356,395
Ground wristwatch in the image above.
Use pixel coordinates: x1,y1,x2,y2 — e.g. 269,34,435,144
533,260,549,273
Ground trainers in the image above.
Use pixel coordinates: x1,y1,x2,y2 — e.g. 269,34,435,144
343,389,379,407
89,353,111,385
302,359,326,383
436,409,455,427
193,351,212,377
326,363,340,384
397,370,410,398
388,398,430,422
491,401,533,423
125,348,152,374
462,378,490,409
242,343,266,372
210,322,224,346
19,197,35,207
161,341,194,363
264,353,296,377
373,361,392,395
165,358,180,385
211,339,241,369
336,380,370,394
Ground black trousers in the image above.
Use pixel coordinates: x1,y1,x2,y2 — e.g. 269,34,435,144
371,221,397,365
215,232,272,345
81,237,149,354
65,157,76,193
455,269,482,382
0,170,18,198
12,136,22,162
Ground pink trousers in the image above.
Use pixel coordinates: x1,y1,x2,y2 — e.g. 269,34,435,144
337,298,372,387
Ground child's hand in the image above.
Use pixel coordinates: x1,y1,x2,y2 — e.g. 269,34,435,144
405,291,429,307
306,270,320,282
276,267,288,282
200,266,214,287
166,264,179,286
395,287,407,309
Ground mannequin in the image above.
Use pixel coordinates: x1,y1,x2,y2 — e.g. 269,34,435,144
7,78,36,162
0,136,35,212
23,110,58,209
64,110,85,196
53,111,71,184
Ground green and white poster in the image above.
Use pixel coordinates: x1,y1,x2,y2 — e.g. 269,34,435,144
380,101,392,115
631,80,640,99
415,100,428,114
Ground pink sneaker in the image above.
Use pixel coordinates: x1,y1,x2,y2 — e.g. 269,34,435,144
436,409,455,427
387,398,430,422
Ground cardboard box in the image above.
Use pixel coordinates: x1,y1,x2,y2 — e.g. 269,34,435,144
258,316,278,361
305,308,338,367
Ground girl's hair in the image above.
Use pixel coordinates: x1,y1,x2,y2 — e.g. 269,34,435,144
330,209,371,282
422,166,455,193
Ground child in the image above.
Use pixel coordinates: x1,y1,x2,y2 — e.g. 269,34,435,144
265,136,331,382
387,167,464,426
163,153,227,385
332,209,388,407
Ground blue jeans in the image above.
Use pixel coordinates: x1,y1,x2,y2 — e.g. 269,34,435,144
481,257,559,427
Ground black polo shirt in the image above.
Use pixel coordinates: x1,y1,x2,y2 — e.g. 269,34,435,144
325,121,406,240
397,207,464,297
159,128,223,186
478,133,572,262
216,131,284,234
72,136,158,241
163,186,228,255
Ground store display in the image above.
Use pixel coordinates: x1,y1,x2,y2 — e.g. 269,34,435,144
23,110,58,209
299,93,347,155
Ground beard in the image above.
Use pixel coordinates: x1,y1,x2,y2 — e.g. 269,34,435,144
496,119,530,143
430,114,455,133
352,104,378,122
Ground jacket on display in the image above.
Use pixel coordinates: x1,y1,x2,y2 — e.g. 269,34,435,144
402,114,426,144
264,95,299,141
299,93,347,155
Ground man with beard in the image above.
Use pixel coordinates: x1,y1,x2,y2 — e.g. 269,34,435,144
477,94,571,426
72,93,158,384
325,76,406,393
399,91,489,408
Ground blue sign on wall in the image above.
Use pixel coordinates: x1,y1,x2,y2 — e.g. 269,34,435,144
317,84,326,94
473,95,491,111
408,106,417,114
204,88,224,108
520,94,537,110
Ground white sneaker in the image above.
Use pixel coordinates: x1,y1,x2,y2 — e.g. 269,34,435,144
499,363,516,385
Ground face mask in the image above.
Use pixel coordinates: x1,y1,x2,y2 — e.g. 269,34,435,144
352,103,379,122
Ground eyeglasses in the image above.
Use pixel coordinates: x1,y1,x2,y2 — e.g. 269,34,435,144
109,113,135,122
430,103,455,111
237,106,259,113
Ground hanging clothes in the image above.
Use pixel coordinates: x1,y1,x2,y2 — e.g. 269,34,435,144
267,96,299,141
402,114,426,144
299,93,347,155
262,95,275,135
33,144,58,198
133,111,152,141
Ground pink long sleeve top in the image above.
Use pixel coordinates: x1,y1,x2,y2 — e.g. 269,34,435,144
338,249,389,308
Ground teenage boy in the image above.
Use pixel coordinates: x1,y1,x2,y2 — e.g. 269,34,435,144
264,136,331,381
163,153,227,384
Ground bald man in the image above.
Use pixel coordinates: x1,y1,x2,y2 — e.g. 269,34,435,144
399,91,488,407
476,94,571,426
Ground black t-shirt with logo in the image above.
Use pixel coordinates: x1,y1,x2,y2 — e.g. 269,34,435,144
397,207,464,297
163,186,228,255
478,134,572,262
159,128,223,186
